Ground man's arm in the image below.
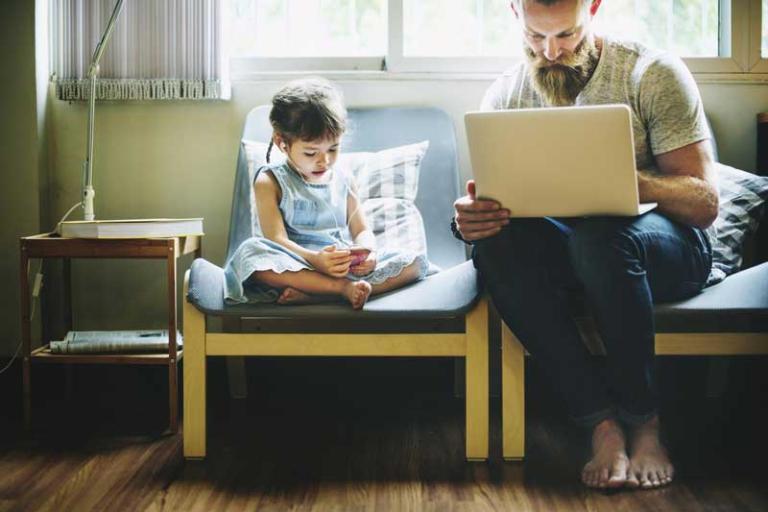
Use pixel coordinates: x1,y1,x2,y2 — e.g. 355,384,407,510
638,139,718,229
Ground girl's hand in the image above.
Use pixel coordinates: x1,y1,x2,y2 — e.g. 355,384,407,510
311,245,352,278
350,252,377,276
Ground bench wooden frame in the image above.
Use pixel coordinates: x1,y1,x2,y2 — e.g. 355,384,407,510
500,323,768,460
183,271,491,461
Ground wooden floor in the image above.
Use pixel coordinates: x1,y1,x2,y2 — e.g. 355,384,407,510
0,356,767,511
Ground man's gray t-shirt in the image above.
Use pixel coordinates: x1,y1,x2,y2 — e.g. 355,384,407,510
481,36,718,281
480,36,711,174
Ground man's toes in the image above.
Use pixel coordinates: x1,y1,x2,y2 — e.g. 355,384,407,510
607,469,627,487
626,471,640,488
640,470,655,488
598,468,610,487
582,467,598,488
657,470,673,486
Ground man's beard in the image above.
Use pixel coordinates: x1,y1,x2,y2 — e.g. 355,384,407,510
524,38,600,107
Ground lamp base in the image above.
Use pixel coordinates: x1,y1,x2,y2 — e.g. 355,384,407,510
83,186,95,221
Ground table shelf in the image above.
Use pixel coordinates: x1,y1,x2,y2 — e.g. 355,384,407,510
20,233,202,434
31,345,184,365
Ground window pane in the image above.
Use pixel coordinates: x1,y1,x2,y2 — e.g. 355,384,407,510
403,0,522,57
763,0,768,58
594,0,719,57
404,0,719,59
230,0,386,57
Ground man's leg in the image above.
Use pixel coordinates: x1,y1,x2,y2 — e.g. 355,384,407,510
567,212,712,488
474,218,613,422
474,218,630,488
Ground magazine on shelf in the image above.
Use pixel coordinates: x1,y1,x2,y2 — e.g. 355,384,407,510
57,218,204,239
49,330,183,354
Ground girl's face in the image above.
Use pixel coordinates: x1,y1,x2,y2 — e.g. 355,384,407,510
279,135,341,183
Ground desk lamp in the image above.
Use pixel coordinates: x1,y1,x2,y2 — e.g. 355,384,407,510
82,0,126,221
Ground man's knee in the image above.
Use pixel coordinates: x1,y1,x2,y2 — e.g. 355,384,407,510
568,219,641,282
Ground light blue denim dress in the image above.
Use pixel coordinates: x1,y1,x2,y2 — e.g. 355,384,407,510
224,163,429,303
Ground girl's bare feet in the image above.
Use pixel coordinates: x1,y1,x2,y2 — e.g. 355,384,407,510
342,280,372,309
626,416,674,489
276,287,313,305
582,418,630,489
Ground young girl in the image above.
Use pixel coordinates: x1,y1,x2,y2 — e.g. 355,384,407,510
224,78,429,309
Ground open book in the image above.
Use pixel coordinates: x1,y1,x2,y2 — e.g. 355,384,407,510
58,218,203,239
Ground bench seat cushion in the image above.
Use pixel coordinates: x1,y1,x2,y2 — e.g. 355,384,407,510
654,262,768,332
187,258,481,319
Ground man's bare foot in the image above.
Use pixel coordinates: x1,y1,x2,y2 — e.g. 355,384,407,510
342,281,372,310
276,287,313,305
582,418,630,489
626,416,674,489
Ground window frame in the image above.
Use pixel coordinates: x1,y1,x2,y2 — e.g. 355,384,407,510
749,0,768,71
229,0,768,80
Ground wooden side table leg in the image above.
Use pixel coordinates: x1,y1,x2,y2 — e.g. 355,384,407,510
19,244,31,430
63,258,74,401
167,242,179,434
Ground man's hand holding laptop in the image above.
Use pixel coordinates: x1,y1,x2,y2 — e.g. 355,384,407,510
453,180,510,242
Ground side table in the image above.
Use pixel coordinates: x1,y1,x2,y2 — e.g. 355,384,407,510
19,234,203,433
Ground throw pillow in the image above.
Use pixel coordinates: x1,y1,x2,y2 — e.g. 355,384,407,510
240,139,433,270
708,163,768,282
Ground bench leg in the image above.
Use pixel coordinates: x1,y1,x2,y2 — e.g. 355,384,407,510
183,272,207,459
502,322,525,461
227,357,249,399
465,297,489,461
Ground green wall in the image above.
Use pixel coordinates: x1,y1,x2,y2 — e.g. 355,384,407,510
0,0,45,358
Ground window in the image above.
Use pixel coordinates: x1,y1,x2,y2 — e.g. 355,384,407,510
402,0,520,57
763,0,768,57
594,0,719,58
229,0,386,57
229,0,764,76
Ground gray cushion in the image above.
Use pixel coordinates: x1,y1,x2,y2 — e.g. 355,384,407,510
187,258,481,319
709,164,768,280
654,262,768,332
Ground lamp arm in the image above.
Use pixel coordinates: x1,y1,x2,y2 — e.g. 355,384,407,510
82,0,126,221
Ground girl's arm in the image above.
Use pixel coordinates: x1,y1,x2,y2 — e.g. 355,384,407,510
347,184,376,250
347,185,378,276
255,172,351,277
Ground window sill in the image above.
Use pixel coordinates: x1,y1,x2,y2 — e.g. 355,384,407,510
231,69,768,85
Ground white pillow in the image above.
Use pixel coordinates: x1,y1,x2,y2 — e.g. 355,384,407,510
240,139,431,264
342,141,428,202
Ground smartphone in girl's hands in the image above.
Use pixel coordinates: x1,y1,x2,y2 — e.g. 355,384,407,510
349,246,371,266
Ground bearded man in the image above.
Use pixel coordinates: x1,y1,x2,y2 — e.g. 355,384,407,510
452,0,719,490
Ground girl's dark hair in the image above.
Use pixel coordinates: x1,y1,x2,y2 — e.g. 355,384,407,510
266,77,347,163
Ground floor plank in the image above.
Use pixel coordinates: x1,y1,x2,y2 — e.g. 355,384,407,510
0,357,766,511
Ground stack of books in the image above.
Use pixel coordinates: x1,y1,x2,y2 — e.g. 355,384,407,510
57,218,204,239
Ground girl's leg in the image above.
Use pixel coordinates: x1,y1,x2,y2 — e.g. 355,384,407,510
370,261,422,295
251,269,371,309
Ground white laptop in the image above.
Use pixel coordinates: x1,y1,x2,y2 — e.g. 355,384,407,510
464,104,656,217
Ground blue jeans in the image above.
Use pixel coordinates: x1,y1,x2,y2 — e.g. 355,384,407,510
472,212,712,427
